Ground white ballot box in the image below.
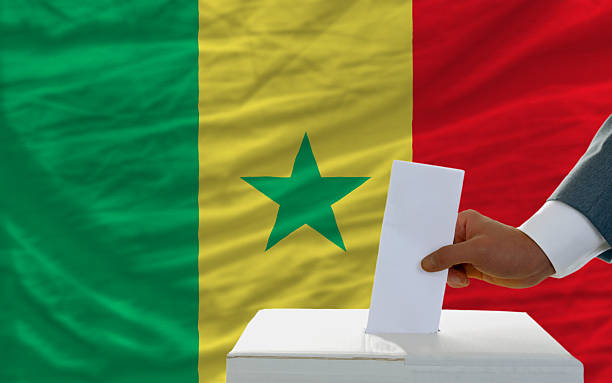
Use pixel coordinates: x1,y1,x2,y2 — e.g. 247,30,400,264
227,309,582,383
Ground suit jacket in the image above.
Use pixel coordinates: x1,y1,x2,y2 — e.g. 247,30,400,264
550,114,612,262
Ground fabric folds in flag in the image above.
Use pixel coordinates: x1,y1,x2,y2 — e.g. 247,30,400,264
4,1,612,383
1,2,199,382
413,2,612,383
198,1,412,381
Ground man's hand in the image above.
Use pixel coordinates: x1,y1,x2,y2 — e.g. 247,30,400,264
421,210,555,288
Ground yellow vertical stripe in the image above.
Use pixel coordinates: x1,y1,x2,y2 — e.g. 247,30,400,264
198,1,412,381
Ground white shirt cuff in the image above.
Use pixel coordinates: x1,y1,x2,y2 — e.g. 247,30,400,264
518,200,611,278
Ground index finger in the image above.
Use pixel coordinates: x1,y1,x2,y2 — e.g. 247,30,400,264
421,238,485,272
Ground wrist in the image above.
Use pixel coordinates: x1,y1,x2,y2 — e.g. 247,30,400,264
520,229,555,277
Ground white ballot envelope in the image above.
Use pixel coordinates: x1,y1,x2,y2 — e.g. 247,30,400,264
366,160,464,334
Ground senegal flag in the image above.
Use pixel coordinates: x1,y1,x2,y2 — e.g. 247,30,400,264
4,1,612,383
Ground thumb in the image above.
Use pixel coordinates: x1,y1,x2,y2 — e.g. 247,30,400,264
421,238,484,272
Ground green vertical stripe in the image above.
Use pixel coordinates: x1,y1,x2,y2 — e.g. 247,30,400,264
0,2,198,382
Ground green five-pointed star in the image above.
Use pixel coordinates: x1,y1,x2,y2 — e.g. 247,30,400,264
242,133,369,251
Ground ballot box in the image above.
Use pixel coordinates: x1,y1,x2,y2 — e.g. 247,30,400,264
227,309,582,383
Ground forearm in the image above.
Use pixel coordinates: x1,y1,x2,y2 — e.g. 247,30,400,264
548,114,612,259
518,114,612,277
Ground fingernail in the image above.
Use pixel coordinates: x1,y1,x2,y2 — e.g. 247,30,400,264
449,272,469,287
448,272,462,285
421,255,436,271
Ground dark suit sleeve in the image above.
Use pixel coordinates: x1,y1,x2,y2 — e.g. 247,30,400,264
549,114,612,263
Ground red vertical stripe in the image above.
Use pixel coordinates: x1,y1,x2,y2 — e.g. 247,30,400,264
413,1,612,382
